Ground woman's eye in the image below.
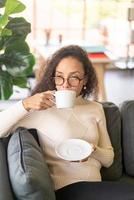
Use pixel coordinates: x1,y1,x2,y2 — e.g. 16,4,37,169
55,76,63,79
70,76,79,80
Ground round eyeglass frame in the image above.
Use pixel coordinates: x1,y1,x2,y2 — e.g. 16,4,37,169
52,76,85,87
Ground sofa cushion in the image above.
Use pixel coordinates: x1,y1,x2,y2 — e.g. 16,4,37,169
120,100,134,176
0,139,14,200
7,127,56,200
101,102,123,180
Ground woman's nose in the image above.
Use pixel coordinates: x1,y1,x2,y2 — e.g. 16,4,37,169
62,79,70,88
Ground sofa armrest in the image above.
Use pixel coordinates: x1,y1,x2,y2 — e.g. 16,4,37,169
120,100,134,176
101,102,123,181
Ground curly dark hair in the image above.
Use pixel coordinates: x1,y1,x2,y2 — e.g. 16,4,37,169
32,45,98,98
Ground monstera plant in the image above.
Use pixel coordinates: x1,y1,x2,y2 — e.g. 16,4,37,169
0,0,35,99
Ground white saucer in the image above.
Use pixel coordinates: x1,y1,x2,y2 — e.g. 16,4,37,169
55,139,93,161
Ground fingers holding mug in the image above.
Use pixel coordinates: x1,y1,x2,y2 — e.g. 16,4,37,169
22,90,55,111
41,91,55,108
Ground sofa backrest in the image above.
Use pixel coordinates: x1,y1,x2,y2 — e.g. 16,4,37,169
101,102,123,181
120,100,134,176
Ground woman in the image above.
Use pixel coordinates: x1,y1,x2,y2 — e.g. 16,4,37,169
1,45,131,200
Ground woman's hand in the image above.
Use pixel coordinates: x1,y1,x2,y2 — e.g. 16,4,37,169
71,157,89,163
91,143,97,152
22,91,55,111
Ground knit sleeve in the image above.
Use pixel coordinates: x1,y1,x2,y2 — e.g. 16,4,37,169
0,101,28,138
91,105,114,168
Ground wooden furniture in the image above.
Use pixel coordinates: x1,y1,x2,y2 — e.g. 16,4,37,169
92,61,109,102
88,53,111,101
126,4,134,68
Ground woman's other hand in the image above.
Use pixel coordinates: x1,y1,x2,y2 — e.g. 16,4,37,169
22,91,55,111
90,143,96,152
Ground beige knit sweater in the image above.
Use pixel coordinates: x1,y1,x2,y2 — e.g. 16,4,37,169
0,96,114,190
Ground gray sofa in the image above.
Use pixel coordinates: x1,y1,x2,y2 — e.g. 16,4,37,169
1,100,134,200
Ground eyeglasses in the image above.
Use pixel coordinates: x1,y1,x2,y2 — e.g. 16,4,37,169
53,76,85,87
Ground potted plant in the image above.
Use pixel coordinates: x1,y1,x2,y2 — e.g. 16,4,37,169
0,0,35,100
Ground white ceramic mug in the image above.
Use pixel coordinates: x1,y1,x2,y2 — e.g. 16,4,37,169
54,90,76,108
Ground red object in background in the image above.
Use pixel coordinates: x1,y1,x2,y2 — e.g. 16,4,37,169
88,52,109,60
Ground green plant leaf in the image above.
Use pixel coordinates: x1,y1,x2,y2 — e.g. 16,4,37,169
1,40,35,77
6,17,31,37
0,17,31,52
0,35,26,50
0,0,6,8
0,70,13,99
5,0,26,15
0,14,9,28
4,51,35,77
5,40,30,54
22,53,35,76
0,0,35,100
1,28,12,36
0,37,4,49
12,76,28,88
